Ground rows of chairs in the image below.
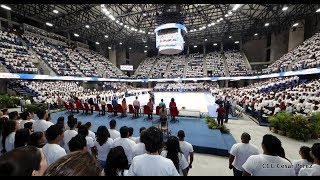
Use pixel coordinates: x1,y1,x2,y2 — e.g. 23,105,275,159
63,101,180,121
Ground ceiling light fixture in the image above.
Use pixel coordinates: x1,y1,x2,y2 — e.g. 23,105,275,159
235,41,239,44
85,25,90,28
254,33,258,36
104,35,108,38
232,4,241,11
1,5,11,10
53,9,59,14
95,42,100,45
74,33,79,37
46,22,53,27
282,6,288,11
292,23,299,27
265,23,270,27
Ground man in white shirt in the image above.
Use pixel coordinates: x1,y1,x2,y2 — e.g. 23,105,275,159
85,122,96,141
108,119,120,140
19,111,35,128
63,115,78,153
229,132,259,176
128,126,180,176
242,134,295,176
112,126,136,166
133,129,146,157
42,124,66,166
298,143,320,176
33,109,51,133
177,130,194,171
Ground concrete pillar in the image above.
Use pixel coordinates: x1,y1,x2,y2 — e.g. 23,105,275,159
203,43,206,55
116,46,126,68
6,11,12,29
109,47,117,66
288,21,305,51
239,39,243,51
270,30,289,62
220,43,223,52
0,20,2,29
225,80,229,88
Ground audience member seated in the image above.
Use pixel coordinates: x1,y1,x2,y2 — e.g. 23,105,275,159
0,30,37,74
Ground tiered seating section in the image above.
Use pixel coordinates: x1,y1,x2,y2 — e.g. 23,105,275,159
206,52,225,77
186,53,204,78
165,55,187,78
149,56,171,78
0,30,37,74
132,57,156,79
153,82,219,92
224,50,248,76
263,32,320,74
22,33,82,76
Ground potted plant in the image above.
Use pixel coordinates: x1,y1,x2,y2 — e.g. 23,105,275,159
219,124,230,134
287,115,312,141
309,112,320,139
268,116,279,133
276,111,291,136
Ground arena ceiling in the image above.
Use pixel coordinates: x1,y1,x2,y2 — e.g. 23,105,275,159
7,4,320,47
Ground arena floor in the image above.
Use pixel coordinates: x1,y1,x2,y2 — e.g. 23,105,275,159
117,92,235,118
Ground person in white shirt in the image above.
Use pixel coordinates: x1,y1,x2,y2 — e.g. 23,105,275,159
33,110,51,133
133,129,146,157
77,125,95,155
63,115,78,153
135,127,146,143
242,134,295,176
108,119,120,140
128,127,137,143
85,122,96,141
298,143,320,176
229,132,259,176
93,125,114,168
112,126,136,166
128,126,180,176
19,111,35,129
161,136,189,176
1,120,20,153
177,130,194,171
292,146,313,175
42,124,66,166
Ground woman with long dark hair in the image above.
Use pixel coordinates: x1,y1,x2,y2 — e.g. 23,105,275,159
161,136,189,176
1,120,19,153
93,125,114,168
104,146,128,176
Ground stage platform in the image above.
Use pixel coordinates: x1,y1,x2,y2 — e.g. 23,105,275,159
50,111,237,156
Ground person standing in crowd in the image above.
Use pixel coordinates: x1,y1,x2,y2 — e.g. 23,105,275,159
122,98,127,117
1,120,20,153
28,132,46,148
33,110,50,133
298,143,320,176
20,98,26,112
112,126,136,166
85,122,96,141
63,115,78,153
133,97,140,118
159,99,166,108
42,124,66,166
108,119,120,140
242,134,295,176
133,129,147,157
216,104,226,127
224,97,231,123
68,134,87,152
292,146,313,175
1,109,9,119
161,136,189,176
177,130,194,173
112,97,118,116
228,133,259,176
93,125,114,168
101,98,107,116
88,97,94,114
104,146,129,176
159,104,167,121
135,127,146,144
147,99,154,120
0,146,48,176
128,126,179,176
